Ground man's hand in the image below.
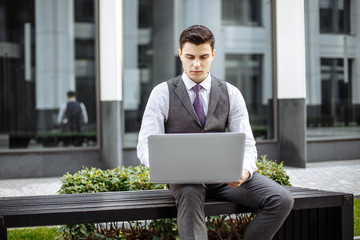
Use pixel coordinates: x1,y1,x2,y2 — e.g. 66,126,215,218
227,169,250,188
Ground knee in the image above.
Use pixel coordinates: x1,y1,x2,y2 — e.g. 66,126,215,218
267,189,294,214
279,190,294,212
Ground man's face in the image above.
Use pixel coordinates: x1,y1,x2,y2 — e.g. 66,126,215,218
178,42,215,84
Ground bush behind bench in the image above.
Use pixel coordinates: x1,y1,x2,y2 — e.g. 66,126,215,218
57,155,291,240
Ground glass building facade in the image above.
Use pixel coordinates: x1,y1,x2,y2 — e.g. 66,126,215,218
0,0,97,150
0,0,359,178
306,0,360,139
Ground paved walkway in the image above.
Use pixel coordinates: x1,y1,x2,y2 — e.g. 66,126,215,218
284,159,360,197
0,159,359,198
1,160,359,239
0,177,62,197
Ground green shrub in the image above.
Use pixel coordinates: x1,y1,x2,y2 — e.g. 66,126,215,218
57,165,165,239
58,165,166,194
57,156,290,239
256,155,291,186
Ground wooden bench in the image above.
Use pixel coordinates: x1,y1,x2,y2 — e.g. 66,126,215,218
0,186,353,240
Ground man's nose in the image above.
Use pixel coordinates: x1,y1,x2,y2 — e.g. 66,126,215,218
193,59,200,67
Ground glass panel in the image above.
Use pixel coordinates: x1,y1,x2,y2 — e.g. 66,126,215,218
222,0,262,26
123,0,274,147
0,0,98,150
225,54,273,140
307,58,360,138
319,0,350,34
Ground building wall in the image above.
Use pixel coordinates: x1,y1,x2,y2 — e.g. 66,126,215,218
1,0,360,179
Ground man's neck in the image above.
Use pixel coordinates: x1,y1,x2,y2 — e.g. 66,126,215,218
184,72,210,84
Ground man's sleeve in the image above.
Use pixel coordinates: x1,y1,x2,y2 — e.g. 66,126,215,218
226,83,258,177
137,82,169,167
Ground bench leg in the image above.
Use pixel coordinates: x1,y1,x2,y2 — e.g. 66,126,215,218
0,217,7,240
342,194,354,240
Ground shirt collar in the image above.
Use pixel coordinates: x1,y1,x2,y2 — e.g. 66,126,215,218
182,72,212,91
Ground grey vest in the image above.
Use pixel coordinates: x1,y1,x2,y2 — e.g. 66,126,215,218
165,75,230,133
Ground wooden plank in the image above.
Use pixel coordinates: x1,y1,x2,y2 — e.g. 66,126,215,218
341,194,354,240
308,208,318,240
318,208,326,240
2,201,252,228
300,209,309,240
273,226,285,240
326,208,333,240
0,188,347,216
284,211,293,240
2,198,250,217
0,217,7,240
1,198,176,215
292,196,345,210
292,210,301,240
0,190,174,207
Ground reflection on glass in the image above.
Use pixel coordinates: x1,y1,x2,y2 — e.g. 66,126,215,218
123,0,274,146
225,54,273,140
222,0,262,26
0,0,97,150
319,0,350,34
307,58,360,138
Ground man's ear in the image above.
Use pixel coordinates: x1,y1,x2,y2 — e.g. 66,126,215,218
178,48,182,58
212,49,216,58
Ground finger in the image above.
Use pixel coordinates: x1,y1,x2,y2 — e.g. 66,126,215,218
227,182,239,188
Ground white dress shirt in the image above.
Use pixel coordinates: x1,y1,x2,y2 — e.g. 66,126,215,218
137,72,258,175
57,98,89,125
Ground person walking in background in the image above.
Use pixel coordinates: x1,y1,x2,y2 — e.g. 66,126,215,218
57,91,88,132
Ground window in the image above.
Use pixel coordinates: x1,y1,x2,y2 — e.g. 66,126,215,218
307,58,360,138
225,54,273,140
222,0,262,26
0,0,98,150
319,0,350,34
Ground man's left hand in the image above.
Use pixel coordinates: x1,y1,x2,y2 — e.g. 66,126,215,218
227,169,250,188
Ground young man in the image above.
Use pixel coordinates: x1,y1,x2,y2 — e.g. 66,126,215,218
57,91,88,132
137,25,293,240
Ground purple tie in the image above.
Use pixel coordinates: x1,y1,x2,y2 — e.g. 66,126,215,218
192,85,206,127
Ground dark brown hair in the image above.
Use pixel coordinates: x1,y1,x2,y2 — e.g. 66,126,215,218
179,25,215,51
67,91,76,97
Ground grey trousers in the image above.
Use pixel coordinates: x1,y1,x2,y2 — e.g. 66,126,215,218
169,172,294,240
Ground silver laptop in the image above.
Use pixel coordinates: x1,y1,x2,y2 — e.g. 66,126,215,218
148,132,245,184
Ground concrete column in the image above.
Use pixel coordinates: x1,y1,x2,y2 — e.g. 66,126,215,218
35,0,75,109
123,0,140,110
99,0,124,168
305,0,321,106
276,0,307,167
263,0,273,105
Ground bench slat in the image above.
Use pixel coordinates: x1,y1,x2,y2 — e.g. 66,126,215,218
0,187,348,216
0,186,353,240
